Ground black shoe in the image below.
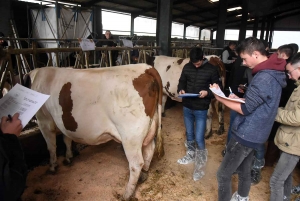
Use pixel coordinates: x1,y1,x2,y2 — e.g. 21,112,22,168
251,168,262,185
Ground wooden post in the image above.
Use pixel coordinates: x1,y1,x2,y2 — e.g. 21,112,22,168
108,50,112,67
16,55,24,85
55,52,59,67
47,53,53,66
84,51,89,68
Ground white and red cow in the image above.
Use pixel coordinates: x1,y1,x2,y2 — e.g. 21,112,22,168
28,65,164,200
151,55,226,138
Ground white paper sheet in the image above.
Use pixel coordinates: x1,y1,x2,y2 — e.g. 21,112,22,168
209,87,245,103
78,38,96,51
0,84,50,128
121,39,133,48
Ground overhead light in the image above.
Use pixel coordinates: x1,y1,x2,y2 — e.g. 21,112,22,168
208,0,219,3
227,6,242,12
236,13,249,17
247,18,254,21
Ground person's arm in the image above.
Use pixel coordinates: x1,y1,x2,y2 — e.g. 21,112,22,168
206,67,220,98
275,103,300,126
177,66,187,94
211,85,244,114
0,113,26,201
222,50,234,64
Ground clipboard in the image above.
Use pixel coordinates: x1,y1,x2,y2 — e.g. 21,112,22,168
178,93,200,98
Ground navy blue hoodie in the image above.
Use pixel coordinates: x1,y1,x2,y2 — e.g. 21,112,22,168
231,53,287,149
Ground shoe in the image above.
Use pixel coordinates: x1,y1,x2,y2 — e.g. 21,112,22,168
177,151,195,164
230,191,250,201
251,168,262,185
193,149,208,181
291,184,300,194
178,140,195,165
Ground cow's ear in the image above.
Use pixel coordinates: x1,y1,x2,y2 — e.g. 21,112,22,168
146,55,155,67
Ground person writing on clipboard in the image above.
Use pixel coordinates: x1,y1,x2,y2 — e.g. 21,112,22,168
177,47,220,181
211,37,286,201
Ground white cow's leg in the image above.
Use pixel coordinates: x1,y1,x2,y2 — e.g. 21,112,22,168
140,140,155,183
63,135,73,165
36,111,58,172
205,103,213,139
122,142,144,200
162,94,168,117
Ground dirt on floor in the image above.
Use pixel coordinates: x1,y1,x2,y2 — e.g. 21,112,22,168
21,103,300,201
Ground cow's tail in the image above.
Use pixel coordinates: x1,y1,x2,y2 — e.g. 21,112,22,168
145,67,164,159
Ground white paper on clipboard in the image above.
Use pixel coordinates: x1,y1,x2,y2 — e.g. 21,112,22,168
121,39,133,48
78,38,95,51
210,87,245,103
0,84,50,128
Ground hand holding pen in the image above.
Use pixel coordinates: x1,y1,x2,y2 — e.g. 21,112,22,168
1,113,23,136
228,87,239,99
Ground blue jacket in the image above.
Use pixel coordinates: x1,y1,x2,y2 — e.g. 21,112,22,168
232,55,287,149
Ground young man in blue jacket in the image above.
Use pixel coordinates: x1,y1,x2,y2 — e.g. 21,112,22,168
212,37,287,201
177,47,220,181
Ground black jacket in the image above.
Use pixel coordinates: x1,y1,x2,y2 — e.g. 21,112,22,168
0,131,27,201
177,60,220,110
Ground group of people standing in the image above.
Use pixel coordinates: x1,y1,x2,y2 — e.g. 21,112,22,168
177,37,300,201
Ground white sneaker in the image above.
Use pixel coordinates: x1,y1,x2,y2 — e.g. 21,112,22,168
230,192,249,201
177,151,195,164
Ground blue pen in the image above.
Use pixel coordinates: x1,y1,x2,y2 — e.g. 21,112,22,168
229,87,233,94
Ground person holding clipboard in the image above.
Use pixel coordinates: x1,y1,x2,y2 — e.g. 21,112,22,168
176,47,220,181
211,37,287,201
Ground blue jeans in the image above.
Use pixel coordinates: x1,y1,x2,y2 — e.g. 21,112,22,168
183,107,208,150
227,110,237,144
217,138,254,201
270,151,300,201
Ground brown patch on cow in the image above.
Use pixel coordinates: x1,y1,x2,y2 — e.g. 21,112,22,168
166,65,171,72
177,58,184,65
164,81,175,97
132,68,163,117
59,82,78,132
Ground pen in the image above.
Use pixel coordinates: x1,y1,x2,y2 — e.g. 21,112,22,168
7,114,12,122
229,87,233,94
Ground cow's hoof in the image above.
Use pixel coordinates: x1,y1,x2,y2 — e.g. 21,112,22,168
204,131,212,139
63,158,73,166
46,166,57,175
162,112,166,117
138,171,148,184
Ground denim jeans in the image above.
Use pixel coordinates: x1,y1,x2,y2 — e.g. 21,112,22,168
227,110,265,161
227,110,238,144
183,107,208,150
217,138,254,201
270,151,300,201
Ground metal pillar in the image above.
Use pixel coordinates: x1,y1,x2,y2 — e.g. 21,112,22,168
183,24,187,39
238,0,248,43
210,29,214,45
260,17,266,40
131,14,137,36
199,28,202,41
157,0,173,56
94,7,102,38
253,17,259,38
268,17,275,48
216,0,228,48
265,17,271,42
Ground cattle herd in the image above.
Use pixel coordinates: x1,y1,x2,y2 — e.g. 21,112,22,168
23,55,225,200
